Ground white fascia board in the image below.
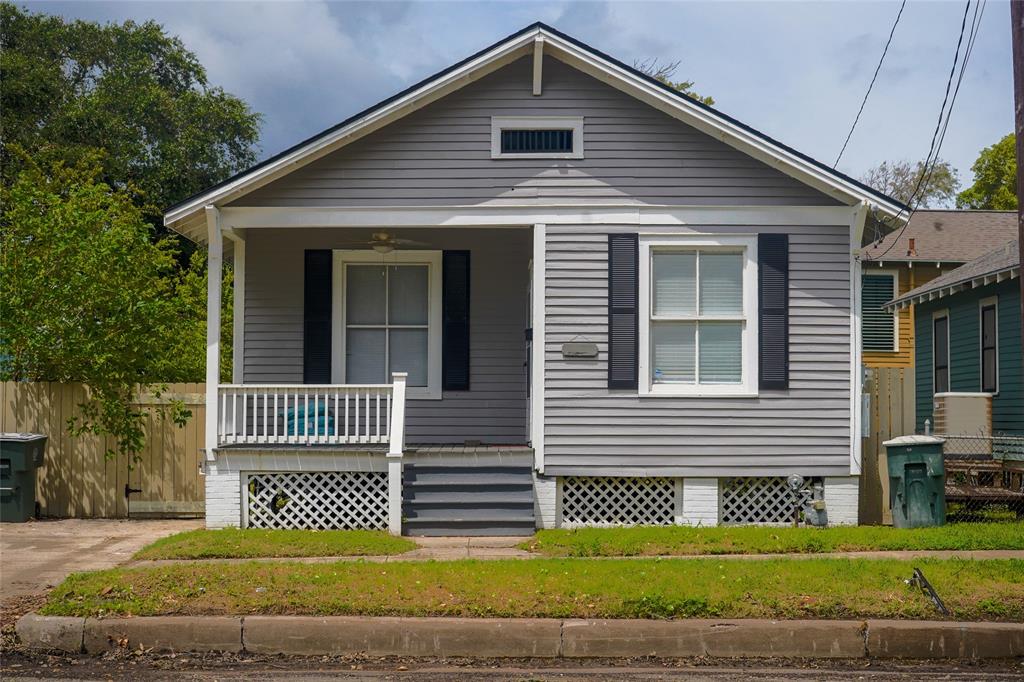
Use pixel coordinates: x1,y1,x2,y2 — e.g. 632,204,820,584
886,265,1020,311
164,30,539,228
539,33,905,220
167,25,904,233
219,204,858,230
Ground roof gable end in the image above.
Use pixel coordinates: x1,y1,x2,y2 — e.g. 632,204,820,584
164,21,906,235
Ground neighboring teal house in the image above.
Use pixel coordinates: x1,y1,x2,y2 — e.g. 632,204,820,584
886,240,1022,436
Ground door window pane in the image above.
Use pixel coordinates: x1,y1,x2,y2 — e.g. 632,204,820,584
699,322,742,383
699,253,743,315
388,265,428,325
346,329,386,383
346,266,386,325
389,329,428,387
652,321,695,383
652,253,696,316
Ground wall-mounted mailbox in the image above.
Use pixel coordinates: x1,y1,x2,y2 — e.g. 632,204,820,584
562,342,598,358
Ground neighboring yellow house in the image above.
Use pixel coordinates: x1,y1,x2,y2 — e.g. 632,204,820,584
858,210,1017,523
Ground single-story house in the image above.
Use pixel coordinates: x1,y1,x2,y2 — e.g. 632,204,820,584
886,239,1022,439
164,23,907,534
857,210,1018,522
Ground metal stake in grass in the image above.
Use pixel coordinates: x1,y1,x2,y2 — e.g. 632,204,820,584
907,567,950,616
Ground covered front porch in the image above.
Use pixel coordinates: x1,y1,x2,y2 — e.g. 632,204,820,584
202,216,539,534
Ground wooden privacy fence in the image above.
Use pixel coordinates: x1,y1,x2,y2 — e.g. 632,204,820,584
860,367,916,525
0,382,205,518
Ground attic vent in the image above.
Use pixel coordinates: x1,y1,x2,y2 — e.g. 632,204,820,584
491,116,584,159
501,129,573,154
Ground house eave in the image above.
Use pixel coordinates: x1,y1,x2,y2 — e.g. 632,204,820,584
164,22,906,241
885,265,1021,312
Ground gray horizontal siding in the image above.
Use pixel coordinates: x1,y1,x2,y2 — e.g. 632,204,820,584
234,56,837,208
243,227,530,443
543,224,852,477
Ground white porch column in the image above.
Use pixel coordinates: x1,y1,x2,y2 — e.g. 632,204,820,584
204,206,223,461
531,223,546,473
386,372,408,535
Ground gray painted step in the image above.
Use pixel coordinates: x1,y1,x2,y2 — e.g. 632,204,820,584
402,463,535,536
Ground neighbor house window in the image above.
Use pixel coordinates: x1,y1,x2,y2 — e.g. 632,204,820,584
933,311,949,394
861,272,898,352
491,116,584,159
638,236,758,396
332,251,442,399
980,297,998,393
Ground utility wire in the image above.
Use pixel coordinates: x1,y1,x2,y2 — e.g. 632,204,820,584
867,0,977,262
834,0,907,168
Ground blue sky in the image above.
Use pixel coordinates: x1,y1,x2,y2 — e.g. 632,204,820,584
28,0,1013,192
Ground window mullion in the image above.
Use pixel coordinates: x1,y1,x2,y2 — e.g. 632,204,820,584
694,250,701,384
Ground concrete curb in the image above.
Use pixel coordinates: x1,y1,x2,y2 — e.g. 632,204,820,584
15,613,1024,659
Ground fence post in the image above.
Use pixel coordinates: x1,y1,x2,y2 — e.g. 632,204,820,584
386,372,407,535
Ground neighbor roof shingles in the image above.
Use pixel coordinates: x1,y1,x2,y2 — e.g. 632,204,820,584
862,210,1017,263
886,239,1020,309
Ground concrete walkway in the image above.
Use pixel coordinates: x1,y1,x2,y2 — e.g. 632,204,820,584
126,535,1024,568
0,518,201,600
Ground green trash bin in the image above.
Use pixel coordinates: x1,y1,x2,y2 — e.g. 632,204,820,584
0,433,47,522
883,435,946,528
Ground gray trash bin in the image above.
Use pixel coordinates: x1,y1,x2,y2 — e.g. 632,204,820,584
0,433,47,522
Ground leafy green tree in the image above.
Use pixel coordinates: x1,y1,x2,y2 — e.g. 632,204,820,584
0,4,261,226
634,58,714,106
957,133,1018,210
860,158,960,208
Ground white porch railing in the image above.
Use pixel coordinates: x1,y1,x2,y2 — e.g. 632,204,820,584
216,372,408,451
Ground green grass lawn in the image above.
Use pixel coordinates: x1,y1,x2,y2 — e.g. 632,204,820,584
523,522,1024,557
133,528,416,560
42,557,1023,621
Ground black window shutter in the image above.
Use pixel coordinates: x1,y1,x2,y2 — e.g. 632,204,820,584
758,234,789,390
442,250,471,391
303,250,332,384
608,233,639,390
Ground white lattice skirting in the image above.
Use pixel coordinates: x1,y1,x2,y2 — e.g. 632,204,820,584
561,476,678,527
720,476,813,525
245,471,388,530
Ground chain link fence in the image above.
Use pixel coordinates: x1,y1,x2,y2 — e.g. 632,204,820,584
939,434,1024,523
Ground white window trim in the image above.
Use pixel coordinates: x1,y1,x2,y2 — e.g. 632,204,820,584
638,234,759,397
491,116,584,159
979,295,999,395
862,269,899,353
932,308,950,396
331,250,443,399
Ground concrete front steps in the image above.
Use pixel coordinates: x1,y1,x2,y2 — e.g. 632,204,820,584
402,454,536,536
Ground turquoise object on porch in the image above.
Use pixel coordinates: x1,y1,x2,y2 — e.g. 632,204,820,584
285,404,335,437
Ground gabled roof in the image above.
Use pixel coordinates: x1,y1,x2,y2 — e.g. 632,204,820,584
863,210,1017,264
885,239,1020,311
164,22,907,238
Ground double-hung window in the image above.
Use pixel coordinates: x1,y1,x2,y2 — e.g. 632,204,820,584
980,297,998,393
639,236,758,396
332,250,443,399
932,311,950,394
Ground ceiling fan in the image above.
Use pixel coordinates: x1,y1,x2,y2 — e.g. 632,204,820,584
338,231,429,254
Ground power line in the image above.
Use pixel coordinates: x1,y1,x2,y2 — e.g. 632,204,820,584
867,0,978,262
834,0,907,168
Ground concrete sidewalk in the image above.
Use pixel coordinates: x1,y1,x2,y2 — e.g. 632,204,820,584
127,535,1024,567
0,518,201,601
